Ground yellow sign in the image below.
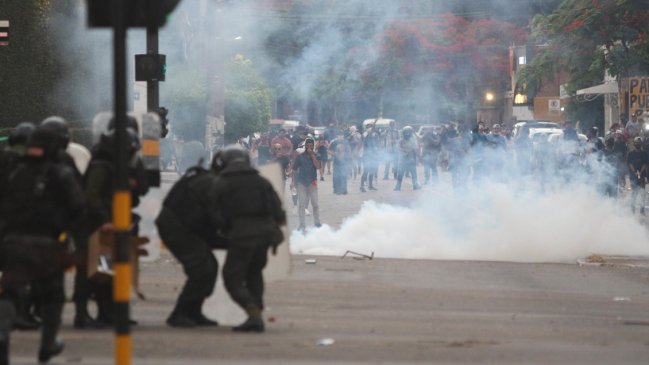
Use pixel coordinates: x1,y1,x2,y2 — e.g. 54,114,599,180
628,77,649,117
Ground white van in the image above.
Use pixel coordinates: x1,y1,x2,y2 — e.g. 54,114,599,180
362,118,394,132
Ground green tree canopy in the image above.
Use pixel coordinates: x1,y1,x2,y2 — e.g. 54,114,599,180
224,55,271,143
519,0,649,95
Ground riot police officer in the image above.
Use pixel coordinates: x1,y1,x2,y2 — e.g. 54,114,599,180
0,122,35,189
210,145,286,332
0,126,85,364
155,162,221,327
39,116,99,328
82,122,148,326
0,122,42,331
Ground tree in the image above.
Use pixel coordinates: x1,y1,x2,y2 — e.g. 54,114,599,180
519,0,649,95
365,14,527,121
224,55,271,143
163,68,210,142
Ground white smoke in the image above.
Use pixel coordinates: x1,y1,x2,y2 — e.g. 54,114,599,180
291,178,649,263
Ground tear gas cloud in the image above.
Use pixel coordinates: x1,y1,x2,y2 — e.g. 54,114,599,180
47,0,551,125
291,152,649,264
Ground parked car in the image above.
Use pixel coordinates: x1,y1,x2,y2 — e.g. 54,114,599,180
362,118,394,132
512,120,561,140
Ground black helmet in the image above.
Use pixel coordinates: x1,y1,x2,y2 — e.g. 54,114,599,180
27,126,59,159
41,116,70,149
402,126,414,138
97,127,141,159
211,144,250,173
107,115,140,133
9,122,35,146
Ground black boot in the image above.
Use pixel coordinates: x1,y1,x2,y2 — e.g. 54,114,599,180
38,339,64,364
189,302,218,327
166,312,196,328
74,311,103,329
232,317,264,333
233,306,264,333
13,287,39,330
13,313,40,331
166,303,196,328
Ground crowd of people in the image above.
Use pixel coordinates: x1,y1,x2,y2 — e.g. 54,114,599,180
0,117,285,364
237,113,649,219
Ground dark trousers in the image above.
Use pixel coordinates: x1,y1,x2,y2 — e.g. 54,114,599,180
223,241,268,311
0,238,67,363
72,234,91,315
383,151,397,179
395,161,419,190
333,164,348,194
422,154,438,183
156,208,218,315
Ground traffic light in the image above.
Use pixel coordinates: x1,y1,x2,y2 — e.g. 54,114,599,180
135,54,166,82
87,0,181,28
154,106,170,138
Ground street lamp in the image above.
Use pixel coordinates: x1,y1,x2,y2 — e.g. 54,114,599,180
485,92,495,102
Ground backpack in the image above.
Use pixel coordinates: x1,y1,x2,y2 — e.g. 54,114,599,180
2,159,67,236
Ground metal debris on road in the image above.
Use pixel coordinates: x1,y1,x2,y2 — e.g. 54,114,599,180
586,254,605,263
577,254,649,268
342,250,374,260
613,296,631,302
305,259,317,264
316,338,335,346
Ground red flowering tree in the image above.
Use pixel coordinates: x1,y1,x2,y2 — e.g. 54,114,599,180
359,12,527,118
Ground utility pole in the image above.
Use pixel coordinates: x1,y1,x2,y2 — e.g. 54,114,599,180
111,0,133,364
146,24,159,111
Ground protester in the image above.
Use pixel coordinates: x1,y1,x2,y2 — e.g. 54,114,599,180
291,138,321,231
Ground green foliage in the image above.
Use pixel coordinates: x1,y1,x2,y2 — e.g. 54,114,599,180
224,55,271,143
162,68,209,142
520,0,649,95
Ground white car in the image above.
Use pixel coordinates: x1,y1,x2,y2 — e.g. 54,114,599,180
513,120,561,140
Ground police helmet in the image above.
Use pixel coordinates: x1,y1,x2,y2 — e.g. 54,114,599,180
211,144,250,173
97,127,141,159
402,126,414,138
107,116,139,133
41,116,70,149
9,122,35,147
27,126,60,158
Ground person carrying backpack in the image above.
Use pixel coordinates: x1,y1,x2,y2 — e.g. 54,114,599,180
155,161,223,327
0,126,85,364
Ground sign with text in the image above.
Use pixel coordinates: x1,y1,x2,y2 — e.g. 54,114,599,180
628,77,649,117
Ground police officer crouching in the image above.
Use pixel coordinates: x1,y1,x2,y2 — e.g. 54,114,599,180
0,126,85,364
210,145,286,332
155,160,222,327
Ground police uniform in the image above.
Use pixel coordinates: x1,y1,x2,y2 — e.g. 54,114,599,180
81,128,148,325
0,127,85,364
155,166,221,327
210,146,286,332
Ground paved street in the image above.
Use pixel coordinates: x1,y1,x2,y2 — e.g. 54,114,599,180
9,167,649,364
